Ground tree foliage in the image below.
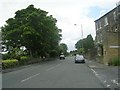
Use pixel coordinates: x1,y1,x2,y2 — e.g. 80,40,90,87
1,5,62,57
59,43,68,55
75,34,94,53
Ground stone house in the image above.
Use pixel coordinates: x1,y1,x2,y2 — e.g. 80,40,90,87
95,4,120,64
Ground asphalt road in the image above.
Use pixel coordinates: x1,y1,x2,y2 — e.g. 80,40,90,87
2,56,106,88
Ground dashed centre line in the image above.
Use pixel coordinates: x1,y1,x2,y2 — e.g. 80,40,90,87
21,73,41,82
46,67,55,71
21,63,61,83
46,64,61,71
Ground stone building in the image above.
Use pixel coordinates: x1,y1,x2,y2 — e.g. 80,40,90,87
95,4,120,64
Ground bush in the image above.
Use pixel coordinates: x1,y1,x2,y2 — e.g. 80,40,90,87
2,59,19,69
109,57,120,66
2,53,11,60
19,56,30,65
2,53,20,60
49,50,58,57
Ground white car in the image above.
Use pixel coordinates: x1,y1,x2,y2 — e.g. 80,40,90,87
75,54,85,63
59,54,65,59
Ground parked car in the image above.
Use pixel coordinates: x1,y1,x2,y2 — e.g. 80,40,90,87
75,54,85,63
59,54,65,59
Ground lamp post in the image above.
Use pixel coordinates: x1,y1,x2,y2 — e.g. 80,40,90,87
74,24,83,48
74,24,83,39
81,24,83,40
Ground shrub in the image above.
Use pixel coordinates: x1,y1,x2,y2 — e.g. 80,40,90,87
19,56,30,65
2,53,11,60
2,53,20,60
49,50,58,57
2,59,19,69
109,57,120,66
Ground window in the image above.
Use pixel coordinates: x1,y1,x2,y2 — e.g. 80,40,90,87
115,27,118,32
96,23,99,30
113,11,116,21
100,34,103,42
99,21,102,29
104,17,108,26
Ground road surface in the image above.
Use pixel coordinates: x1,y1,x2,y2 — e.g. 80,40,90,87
2,56,106,88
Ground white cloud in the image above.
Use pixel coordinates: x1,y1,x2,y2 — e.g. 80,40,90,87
0,0,119,51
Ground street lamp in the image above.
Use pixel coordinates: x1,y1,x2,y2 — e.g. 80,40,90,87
74,24,84,48
74,24,83,39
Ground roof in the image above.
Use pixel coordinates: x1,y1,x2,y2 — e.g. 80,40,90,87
95,4,120,22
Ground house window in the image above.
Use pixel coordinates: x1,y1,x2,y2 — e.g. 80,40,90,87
100,34,103,42
96,23,99,30
104,17,108,26
99,21,102,29
115,27,118,32
113,11,116,21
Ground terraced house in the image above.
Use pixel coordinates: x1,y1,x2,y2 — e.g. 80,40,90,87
95,4,120,64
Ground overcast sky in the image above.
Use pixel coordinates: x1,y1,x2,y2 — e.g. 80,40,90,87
0,0,119,51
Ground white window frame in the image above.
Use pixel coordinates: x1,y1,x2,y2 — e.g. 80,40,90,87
96,23,99,31
113,11,116,21
99,21,102,29
104,17,108,26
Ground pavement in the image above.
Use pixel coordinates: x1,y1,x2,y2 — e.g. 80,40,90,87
86,59,120,89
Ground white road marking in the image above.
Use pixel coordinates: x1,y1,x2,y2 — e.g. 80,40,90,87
91,69,96,73
104,81,107,83
91,69,99,77
89,65,96,68
106,84,110,87
46,67,55,71
21,63,61,82
111,80,116,83
21,73,40,82
111,79,119,85
46,64,60,71
95,73,99,76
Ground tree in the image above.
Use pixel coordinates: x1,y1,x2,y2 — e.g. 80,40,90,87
70,50,78,56
1,4,62,58
86,34,94,49
59,43,68,55
75,34,94,53
78,48,85,54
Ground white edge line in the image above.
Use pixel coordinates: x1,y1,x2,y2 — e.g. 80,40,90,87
91,69,99,76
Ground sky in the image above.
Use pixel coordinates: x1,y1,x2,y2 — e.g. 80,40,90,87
0,0,119,51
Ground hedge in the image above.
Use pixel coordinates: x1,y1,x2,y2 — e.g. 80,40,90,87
19,56,30,65
2,59,19,69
